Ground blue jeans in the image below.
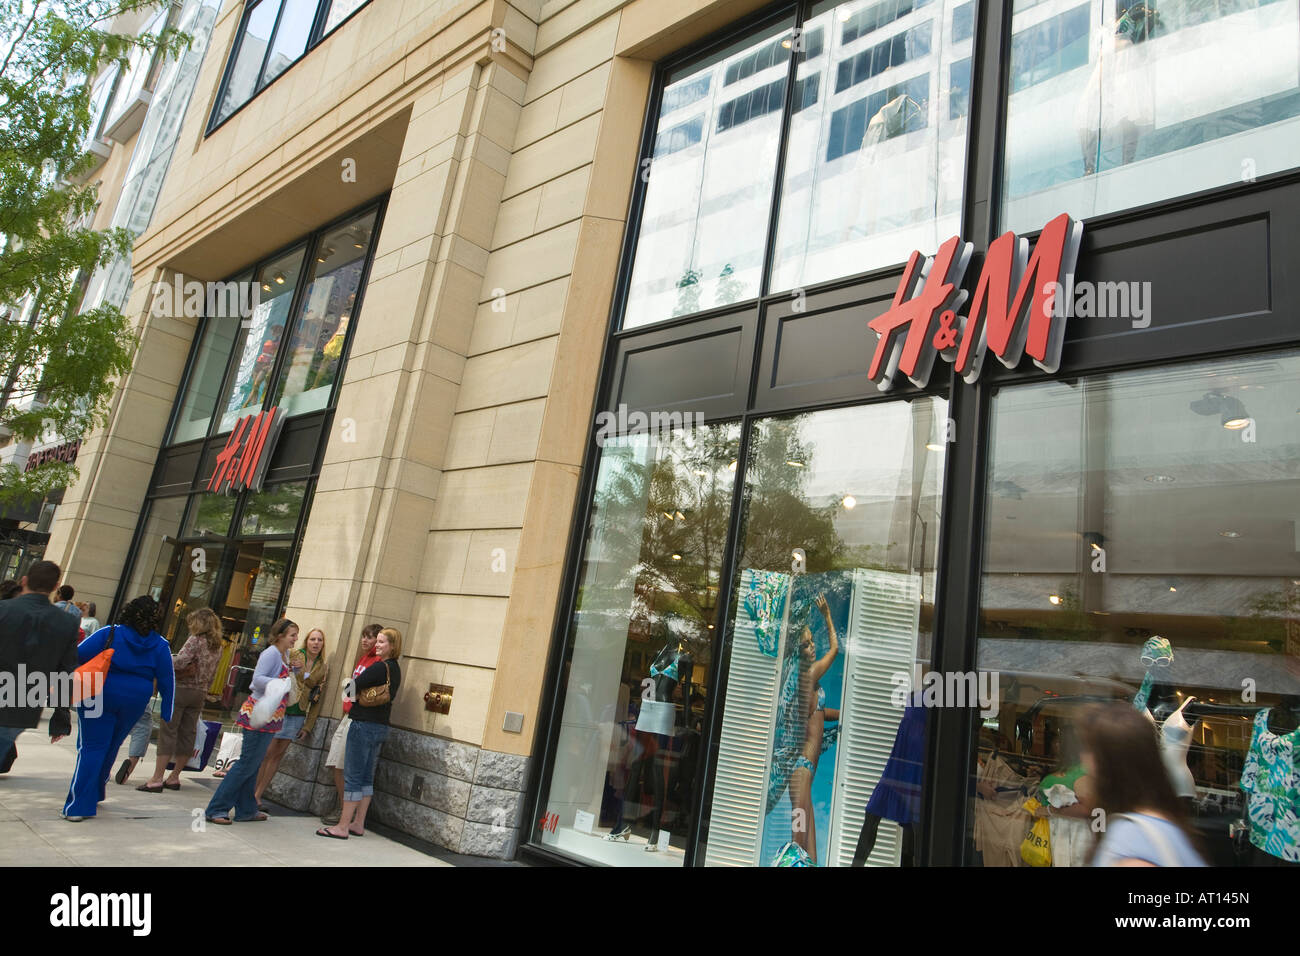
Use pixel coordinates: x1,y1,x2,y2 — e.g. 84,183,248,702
205,728,273,821
343,721,388,801
0,726,20,752
127,708,153,759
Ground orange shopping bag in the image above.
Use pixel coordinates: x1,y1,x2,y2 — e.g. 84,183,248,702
71,627,116,705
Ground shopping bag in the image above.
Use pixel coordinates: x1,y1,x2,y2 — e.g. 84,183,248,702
1019,797,1052,867
249,676,292,728
213,731,242,774
70,627,116,705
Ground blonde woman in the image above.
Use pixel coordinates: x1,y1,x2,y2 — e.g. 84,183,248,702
254,627,329,808
318,626,401,839
139,608,225,792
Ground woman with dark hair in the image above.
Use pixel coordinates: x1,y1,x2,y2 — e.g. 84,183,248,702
204,618,298,824
63,596,176,821
1080,703,1207,866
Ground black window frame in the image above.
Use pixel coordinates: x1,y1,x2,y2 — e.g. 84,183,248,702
205,0,373,136
522,0,1300,869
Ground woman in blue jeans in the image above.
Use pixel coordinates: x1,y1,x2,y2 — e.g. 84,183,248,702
317,626,401,839
205,619,298,824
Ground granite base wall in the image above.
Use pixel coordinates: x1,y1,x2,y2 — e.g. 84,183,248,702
264,719,528,860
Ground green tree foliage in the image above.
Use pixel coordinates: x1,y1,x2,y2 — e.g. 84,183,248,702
0,1,185,507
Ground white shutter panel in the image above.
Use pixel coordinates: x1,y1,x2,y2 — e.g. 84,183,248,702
704,569,790,866
826,568,922,867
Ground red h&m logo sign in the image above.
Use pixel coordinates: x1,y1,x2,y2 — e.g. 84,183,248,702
208,407,284,494
868,213,1084,390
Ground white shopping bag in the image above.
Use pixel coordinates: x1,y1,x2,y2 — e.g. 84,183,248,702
213,731,242,773
249,676,293,728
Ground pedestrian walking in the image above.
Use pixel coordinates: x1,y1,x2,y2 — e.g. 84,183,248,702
1081,703,1207,866
139,608,224,792
79,602,102,637
53,585,81,618
204,619,298,825
113,707,154,785
318,626,402,840
0,561,80,769
320,622,381,825
63,596,176,820
255,626,328,808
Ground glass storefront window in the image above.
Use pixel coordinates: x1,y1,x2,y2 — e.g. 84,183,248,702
171,292,245,443
622,19,795,329
211,0,371,127
273,211,376,417
706,397,947,866
120,496,188,610
182,492,235,538
539,423,742,864
215,246,305,433
969,352,1300,867
769,0,970,292
239,481,306,535
1001,0,1300,232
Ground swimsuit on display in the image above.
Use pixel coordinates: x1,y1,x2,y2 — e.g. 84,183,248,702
1240,708,1300,862
649,659,680,682
1161,699,1197,799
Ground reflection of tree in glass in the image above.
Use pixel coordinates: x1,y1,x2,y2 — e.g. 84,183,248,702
715,263,743,308
738,417,839,574
591,427,738,640
672,268,702,318
192,493,234,536
242,483,305,535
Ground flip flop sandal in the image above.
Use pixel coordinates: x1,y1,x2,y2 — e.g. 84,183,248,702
316,827,348,840
207,816,232,826
163,782,180,790
136,783,165,793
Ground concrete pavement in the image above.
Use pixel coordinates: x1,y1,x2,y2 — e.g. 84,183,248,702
0,718,466,867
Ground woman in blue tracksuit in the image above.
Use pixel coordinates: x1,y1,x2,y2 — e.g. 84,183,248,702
63,596,175,820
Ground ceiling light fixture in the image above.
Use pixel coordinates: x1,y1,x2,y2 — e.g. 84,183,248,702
1049,594,1062,605
671,553,682,561
1218,530,1241,538
274,272,285,285
1144,474,1175,483
786,460,805,468
925,442,944,451
842,495,857,509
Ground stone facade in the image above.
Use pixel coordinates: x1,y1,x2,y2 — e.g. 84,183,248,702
265,718,528,858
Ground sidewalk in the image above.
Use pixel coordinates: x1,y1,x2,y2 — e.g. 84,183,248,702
0,720,457,867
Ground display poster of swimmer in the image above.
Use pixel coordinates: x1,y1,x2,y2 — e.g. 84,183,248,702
755,569,853,867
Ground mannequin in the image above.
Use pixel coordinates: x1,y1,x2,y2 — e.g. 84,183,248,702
1241,695,1300,864
852,695,927,866
607,639,694,848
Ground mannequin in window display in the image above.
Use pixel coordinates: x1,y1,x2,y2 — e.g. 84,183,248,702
606,638,694,849
1141,684,1199,804
1240,695,1300,865
1075,2,1159,175
851,694,926,867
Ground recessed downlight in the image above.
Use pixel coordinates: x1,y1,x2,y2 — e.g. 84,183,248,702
1144,474,1175,483
1218,530,1241,538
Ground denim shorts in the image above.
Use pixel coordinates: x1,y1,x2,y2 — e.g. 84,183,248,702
127,708,153,759
342,720,388,802
275,714,306,740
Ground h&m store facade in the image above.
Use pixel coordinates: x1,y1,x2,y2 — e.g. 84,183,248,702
522,0,1300,867
77,0,1298,866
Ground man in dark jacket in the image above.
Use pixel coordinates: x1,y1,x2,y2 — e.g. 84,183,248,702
0,560,82,764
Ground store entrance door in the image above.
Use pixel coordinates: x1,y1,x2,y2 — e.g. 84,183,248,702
146,536,296,720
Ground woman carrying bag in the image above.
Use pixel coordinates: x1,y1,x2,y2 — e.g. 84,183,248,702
139,607,224,792
254,627,329,809
63,597,176,821
204,619,298,825
317,627,401,839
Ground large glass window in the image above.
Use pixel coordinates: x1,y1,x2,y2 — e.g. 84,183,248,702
968,352,1300,867
211,0,372,127
171,281,247,443
214,246,305,433
770,0,970,292
705,397,947,867
272,211,376,416
622,0,972,329
1002,0,1300,232
623,21,795,329
539,423,742,864
104,9,167,127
